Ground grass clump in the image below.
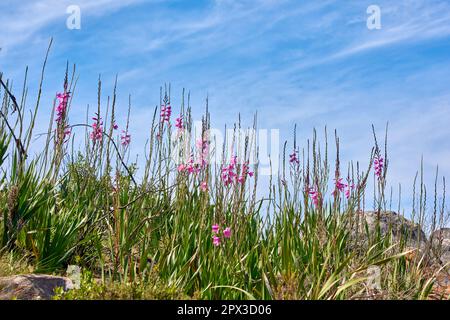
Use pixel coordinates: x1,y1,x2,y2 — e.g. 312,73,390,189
53,270,188,300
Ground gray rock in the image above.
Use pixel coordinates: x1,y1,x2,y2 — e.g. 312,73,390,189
0,274,74,300
351,211,427,247
430,228,450,266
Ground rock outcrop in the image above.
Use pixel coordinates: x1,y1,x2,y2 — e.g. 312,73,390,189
430,228,450,266
351,211,427,246
0,274,73,300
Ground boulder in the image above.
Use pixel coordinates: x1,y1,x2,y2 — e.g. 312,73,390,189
430,228,450,266
0,274,74,300
351,211,427,247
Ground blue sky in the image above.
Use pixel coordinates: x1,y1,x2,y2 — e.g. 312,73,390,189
1,0,450,215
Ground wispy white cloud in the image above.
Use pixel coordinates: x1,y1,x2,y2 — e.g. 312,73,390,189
0,0,147,51
334,9,450,60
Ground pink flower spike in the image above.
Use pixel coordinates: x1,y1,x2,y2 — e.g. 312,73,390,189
90,114,104,142
195,138,209,168
212,236,221,247
120,130,131,146
223,227,231,239
237,161,253,184
289,149,299,164
55,92,70,125
160,104,172,123
177,164,186,172
221,155,243,186
374,155,384,179
212,224,220,234
175,117,183,130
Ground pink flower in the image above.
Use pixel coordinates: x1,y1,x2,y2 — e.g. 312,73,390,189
186,155,200,175
212,236,221,247
55,92,70,124
160,104,172,123
335,178,346,193
374,155,384,179
178,151,206,176
289,149,299,164
221,156,254,185
333,177,355,199
200,181,208,192
221,155,238,186
175,117,183,130
196,138,209,168
64,126,72,138
309,187,319,207
212,224,220,234
113,123,118,130
344,183,355,199
345,187,351,199
221,164,236,186
237,161,253,184
223,227,231,239
90,114,103,142
121,130,131,146
90,123,103,141
56,92,70,104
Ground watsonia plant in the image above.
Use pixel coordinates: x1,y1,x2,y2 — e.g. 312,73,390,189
0,45,448,299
